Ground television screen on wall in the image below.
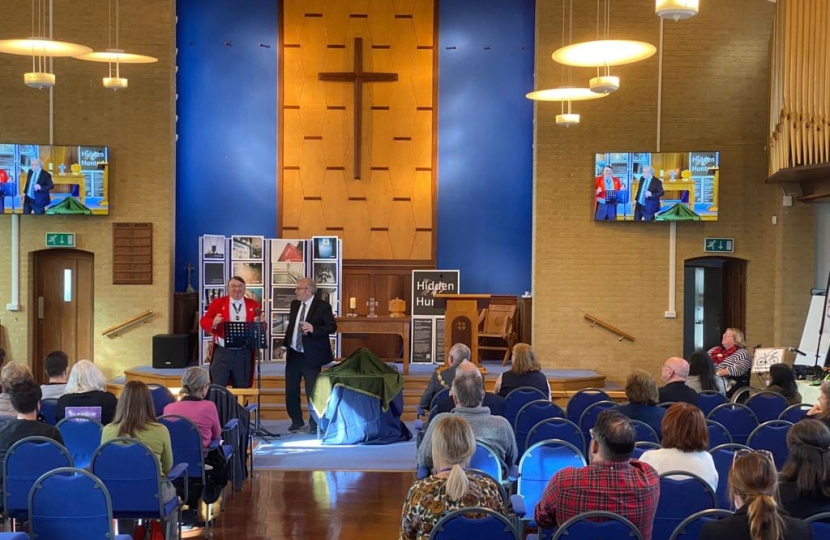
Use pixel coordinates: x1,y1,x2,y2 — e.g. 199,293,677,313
593,151,719,222
0,143,110,215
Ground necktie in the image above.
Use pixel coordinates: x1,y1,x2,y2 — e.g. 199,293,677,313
639,177,650,205
296,302,307,352
28,171,38,199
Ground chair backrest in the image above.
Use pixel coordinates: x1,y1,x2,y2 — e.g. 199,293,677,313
147,384,176,416
28,467,118,540
668,509,734,540
744,391,789,424
526,418,586,458
483,304,517,335
2,436,72,518
778,403,812,423
504,387,548,428
429,507,520,540
696,391,726,416
578,400,618,435
517,439,586,524
56,415,104,469
654,472,717,540
470,442,505,483
91,437,166,516
632,441,661,460
706,403,758,445
566,388,611,425
706,420,733,449
429,388,451,412
158,414,206,480
514,400,565,454
40,398,59,425
747,420,793,471
630,420,660,444
551,510,644,540
805,511,830,539
657,402,676,410
709,443,752,509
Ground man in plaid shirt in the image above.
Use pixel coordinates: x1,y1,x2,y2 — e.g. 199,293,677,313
534,410,660,539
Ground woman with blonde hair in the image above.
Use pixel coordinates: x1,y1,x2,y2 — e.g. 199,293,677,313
494,343,550,398
400,415,504,540
708,328,752,398
56,359,118,424
0,362,33,416
700,450,811,540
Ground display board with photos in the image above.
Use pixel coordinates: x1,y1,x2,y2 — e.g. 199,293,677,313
198,234,343,365
410,269,460,364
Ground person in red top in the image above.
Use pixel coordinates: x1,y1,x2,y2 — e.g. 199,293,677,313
595,166,625,221
199,276,263,388
535,409,660,539
708,327,752,398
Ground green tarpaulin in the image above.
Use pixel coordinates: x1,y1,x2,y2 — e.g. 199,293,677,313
311,348,404,416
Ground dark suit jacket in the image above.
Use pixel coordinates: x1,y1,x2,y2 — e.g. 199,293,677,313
634,175,664,213
778,480,830,519
699,506,812,540
282,297,337,368
658,381,699,405
23,169,53,208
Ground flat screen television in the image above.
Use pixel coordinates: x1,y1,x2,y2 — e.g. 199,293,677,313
0,143,110,215
593,151,719,222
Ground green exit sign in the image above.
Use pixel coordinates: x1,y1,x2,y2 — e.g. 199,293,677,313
704,238,734,253
45,233,76,248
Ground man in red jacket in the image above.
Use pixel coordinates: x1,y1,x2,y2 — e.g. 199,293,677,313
199,276,263,388
594,166,625,221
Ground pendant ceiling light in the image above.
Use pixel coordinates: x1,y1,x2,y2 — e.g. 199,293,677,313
74,0,157,89
656,0,699,21
0,0,92,88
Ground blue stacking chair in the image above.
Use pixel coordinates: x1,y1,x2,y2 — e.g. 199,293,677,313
509,440,586,533
744,391,789,424
566,388,610,425
747,420,793,471
653,472,717,540
696,391,726,417
0,534,28,539
709,443,751,509
39,398,59,426
551,511,644,540
526,418,586,458
28,467,132,540
805,512,830,539
470,442,506,484
668,509,734,540
2,436,72,522
578,400,618,437
657,402,676,410
630,420,660,444
632,441,661,460
779,403,812,423
504,387,548,429
56,415,104,469
91,438,187,539
429,507,519,540
514,400,565,455
415,388,451,442
707,403,758,445
148,384,176,416
706,420,733,449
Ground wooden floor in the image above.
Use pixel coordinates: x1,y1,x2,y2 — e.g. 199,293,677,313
210,470,412,539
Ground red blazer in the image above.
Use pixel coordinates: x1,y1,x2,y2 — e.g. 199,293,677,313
199,296,261,386
595,175,623,204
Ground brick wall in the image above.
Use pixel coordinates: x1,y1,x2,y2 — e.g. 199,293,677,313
0,0,175,380
533,0,815,383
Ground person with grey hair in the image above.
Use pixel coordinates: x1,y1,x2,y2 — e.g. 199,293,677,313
22,157,53,214
433,360,507,418
418,343,471,412
163,366,221,448
658,356,698,405
633,165,664,221
418,361,517,470
56,360,118,424
0,362,34,417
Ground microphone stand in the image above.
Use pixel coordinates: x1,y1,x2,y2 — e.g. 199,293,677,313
252,310,278,439
812,270,830,381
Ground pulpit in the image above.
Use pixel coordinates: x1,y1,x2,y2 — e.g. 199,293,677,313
436,294,490,368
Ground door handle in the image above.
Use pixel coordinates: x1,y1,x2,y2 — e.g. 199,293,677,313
38,296,44,320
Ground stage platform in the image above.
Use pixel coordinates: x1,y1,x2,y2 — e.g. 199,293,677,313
109,361,624,421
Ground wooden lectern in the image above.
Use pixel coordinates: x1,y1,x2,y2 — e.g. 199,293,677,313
436,294,490,370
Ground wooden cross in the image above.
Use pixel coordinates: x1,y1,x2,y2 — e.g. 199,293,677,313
318,37,398,179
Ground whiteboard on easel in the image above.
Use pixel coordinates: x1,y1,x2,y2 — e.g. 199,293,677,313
796,293,830,366
752,348,785,373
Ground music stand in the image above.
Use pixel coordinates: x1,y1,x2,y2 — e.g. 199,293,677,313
222,321,278,438
0,182,17,213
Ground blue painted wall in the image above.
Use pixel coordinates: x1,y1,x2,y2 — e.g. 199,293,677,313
175,0,534,296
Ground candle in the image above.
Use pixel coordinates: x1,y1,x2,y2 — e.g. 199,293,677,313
349,297,356,309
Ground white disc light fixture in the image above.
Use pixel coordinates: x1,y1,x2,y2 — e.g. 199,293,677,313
0,37,92,89
656,0,699,21
552,39,656,68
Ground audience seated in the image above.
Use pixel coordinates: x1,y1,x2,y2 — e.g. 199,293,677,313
419,343,471,413
778,419,830,519
534,410,659,539
56,360,118,424
640,402,718,491
806,381,830,430
400,415,504,540
686,350,726,395
658,357,698,405
700,450,810,540
617,370,666,440
433,361,506,418
494,343,551,399
418,362,517,469
0,362,34,417
766,364,802,406
40,350,70,400
163,367,221,448
0,380,64,484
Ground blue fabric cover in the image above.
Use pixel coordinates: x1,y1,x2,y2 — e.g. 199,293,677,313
319,386,411,446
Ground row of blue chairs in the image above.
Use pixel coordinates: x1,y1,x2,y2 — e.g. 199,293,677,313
38,384,177,426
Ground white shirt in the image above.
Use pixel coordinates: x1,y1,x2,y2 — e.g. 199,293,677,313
639,447,719,492
291,298,313,352
218,297,247,348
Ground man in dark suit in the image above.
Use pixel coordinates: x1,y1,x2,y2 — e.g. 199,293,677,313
276,278,337,433
22,158,53,215
659,356,699,405
633,165,664,221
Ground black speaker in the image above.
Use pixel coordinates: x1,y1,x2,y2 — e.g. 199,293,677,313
152,334,192,369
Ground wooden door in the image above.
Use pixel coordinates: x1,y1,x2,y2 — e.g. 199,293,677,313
32,249,94,382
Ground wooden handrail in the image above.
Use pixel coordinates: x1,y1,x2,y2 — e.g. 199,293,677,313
102,310,154,337
584,314,635,342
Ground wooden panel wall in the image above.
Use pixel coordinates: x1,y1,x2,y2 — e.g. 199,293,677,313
279,0,437,263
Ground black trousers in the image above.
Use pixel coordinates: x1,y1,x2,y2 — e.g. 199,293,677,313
210,346,251,388
285,348,320,425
